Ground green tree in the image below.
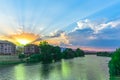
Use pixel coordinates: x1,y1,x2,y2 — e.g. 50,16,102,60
18,54,26,61
39,41,53,63
27,54,42,62
75,48,85,57
97,52,112,57
109,48,120,76
62,48,75,59
52,46,62,61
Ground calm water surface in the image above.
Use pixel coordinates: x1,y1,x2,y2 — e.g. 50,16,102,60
0,55,119,80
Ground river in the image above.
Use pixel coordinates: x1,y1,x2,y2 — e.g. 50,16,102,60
0,55,119,80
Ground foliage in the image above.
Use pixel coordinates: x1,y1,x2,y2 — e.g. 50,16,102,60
62,48,75,59
97,52,112,57
18,41,85,64
109,48,120,76
27,54,42,62
52,46,62,61
75,48,85,57
39,41,53,63
18,54,26,60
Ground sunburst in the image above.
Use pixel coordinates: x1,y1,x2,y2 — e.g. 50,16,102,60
0,32,40,45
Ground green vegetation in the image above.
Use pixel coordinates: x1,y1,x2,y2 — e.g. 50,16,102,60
96,52,112,57
26,54,42,63
52,46,62,61
18,54,26,61
62,48,84,59
75,48,85,57
0,61,21,65
39,41,54,63
20,41,85,64
109,48,120,76
62,48,75,59
0,55,21,65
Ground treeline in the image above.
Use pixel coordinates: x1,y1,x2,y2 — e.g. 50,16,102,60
109,48,120,76
96,52,113,57
19,41,85,63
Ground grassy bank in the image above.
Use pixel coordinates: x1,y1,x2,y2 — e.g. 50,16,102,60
0,61,21,65
0,55,21,65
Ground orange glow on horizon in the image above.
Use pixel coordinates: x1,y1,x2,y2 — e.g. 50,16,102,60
0,32,40,45
65,45,115,52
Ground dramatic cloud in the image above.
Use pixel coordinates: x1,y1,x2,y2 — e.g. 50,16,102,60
33,30,70,46
66,19,120,51
49,30,65,37
44,32,70,46
75,19,120,33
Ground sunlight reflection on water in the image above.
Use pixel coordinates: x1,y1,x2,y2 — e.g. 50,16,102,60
0,55,119,80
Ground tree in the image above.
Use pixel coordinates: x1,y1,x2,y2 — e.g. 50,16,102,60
62,48,75,59
27,54,42,62
97,52,112,57
39,41,53,63
52,46,62,61
18,54,26,61
109,48,120,76
75,48,85,57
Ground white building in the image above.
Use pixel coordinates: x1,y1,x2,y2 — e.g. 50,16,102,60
0,40,16,55
24,44,39,54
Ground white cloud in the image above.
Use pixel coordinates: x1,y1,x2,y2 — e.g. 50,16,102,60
50,30,64,37
88,36,97,40
65,18,120,49
76,19,120,34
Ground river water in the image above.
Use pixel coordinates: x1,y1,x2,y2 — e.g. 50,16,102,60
0,55,119,80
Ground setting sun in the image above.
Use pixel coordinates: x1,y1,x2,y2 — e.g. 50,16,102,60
17,39,31,45
0,32,40,46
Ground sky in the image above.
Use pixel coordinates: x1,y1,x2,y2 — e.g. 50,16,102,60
0,0,120,51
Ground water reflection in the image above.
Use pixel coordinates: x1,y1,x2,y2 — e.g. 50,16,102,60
14,64,26,80
1,55,120,80
40,64,53,79
110,76,120,80
61,60,72,78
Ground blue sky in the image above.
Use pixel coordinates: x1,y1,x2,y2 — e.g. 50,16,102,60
0,0,120,51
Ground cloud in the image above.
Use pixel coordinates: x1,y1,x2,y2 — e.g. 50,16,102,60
66,19,120,50
44,32,70,46
32,19,120,51
76,19,120,33
33,30,70,46
49,30,65,37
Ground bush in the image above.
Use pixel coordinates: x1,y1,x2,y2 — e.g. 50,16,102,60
18,54,26,60
27,54,42,62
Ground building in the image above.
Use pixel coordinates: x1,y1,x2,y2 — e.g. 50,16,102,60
0,40,16,55
24,44,39,54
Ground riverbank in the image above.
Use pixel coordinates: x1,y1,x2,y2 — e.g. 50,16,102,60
0,55,21,65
